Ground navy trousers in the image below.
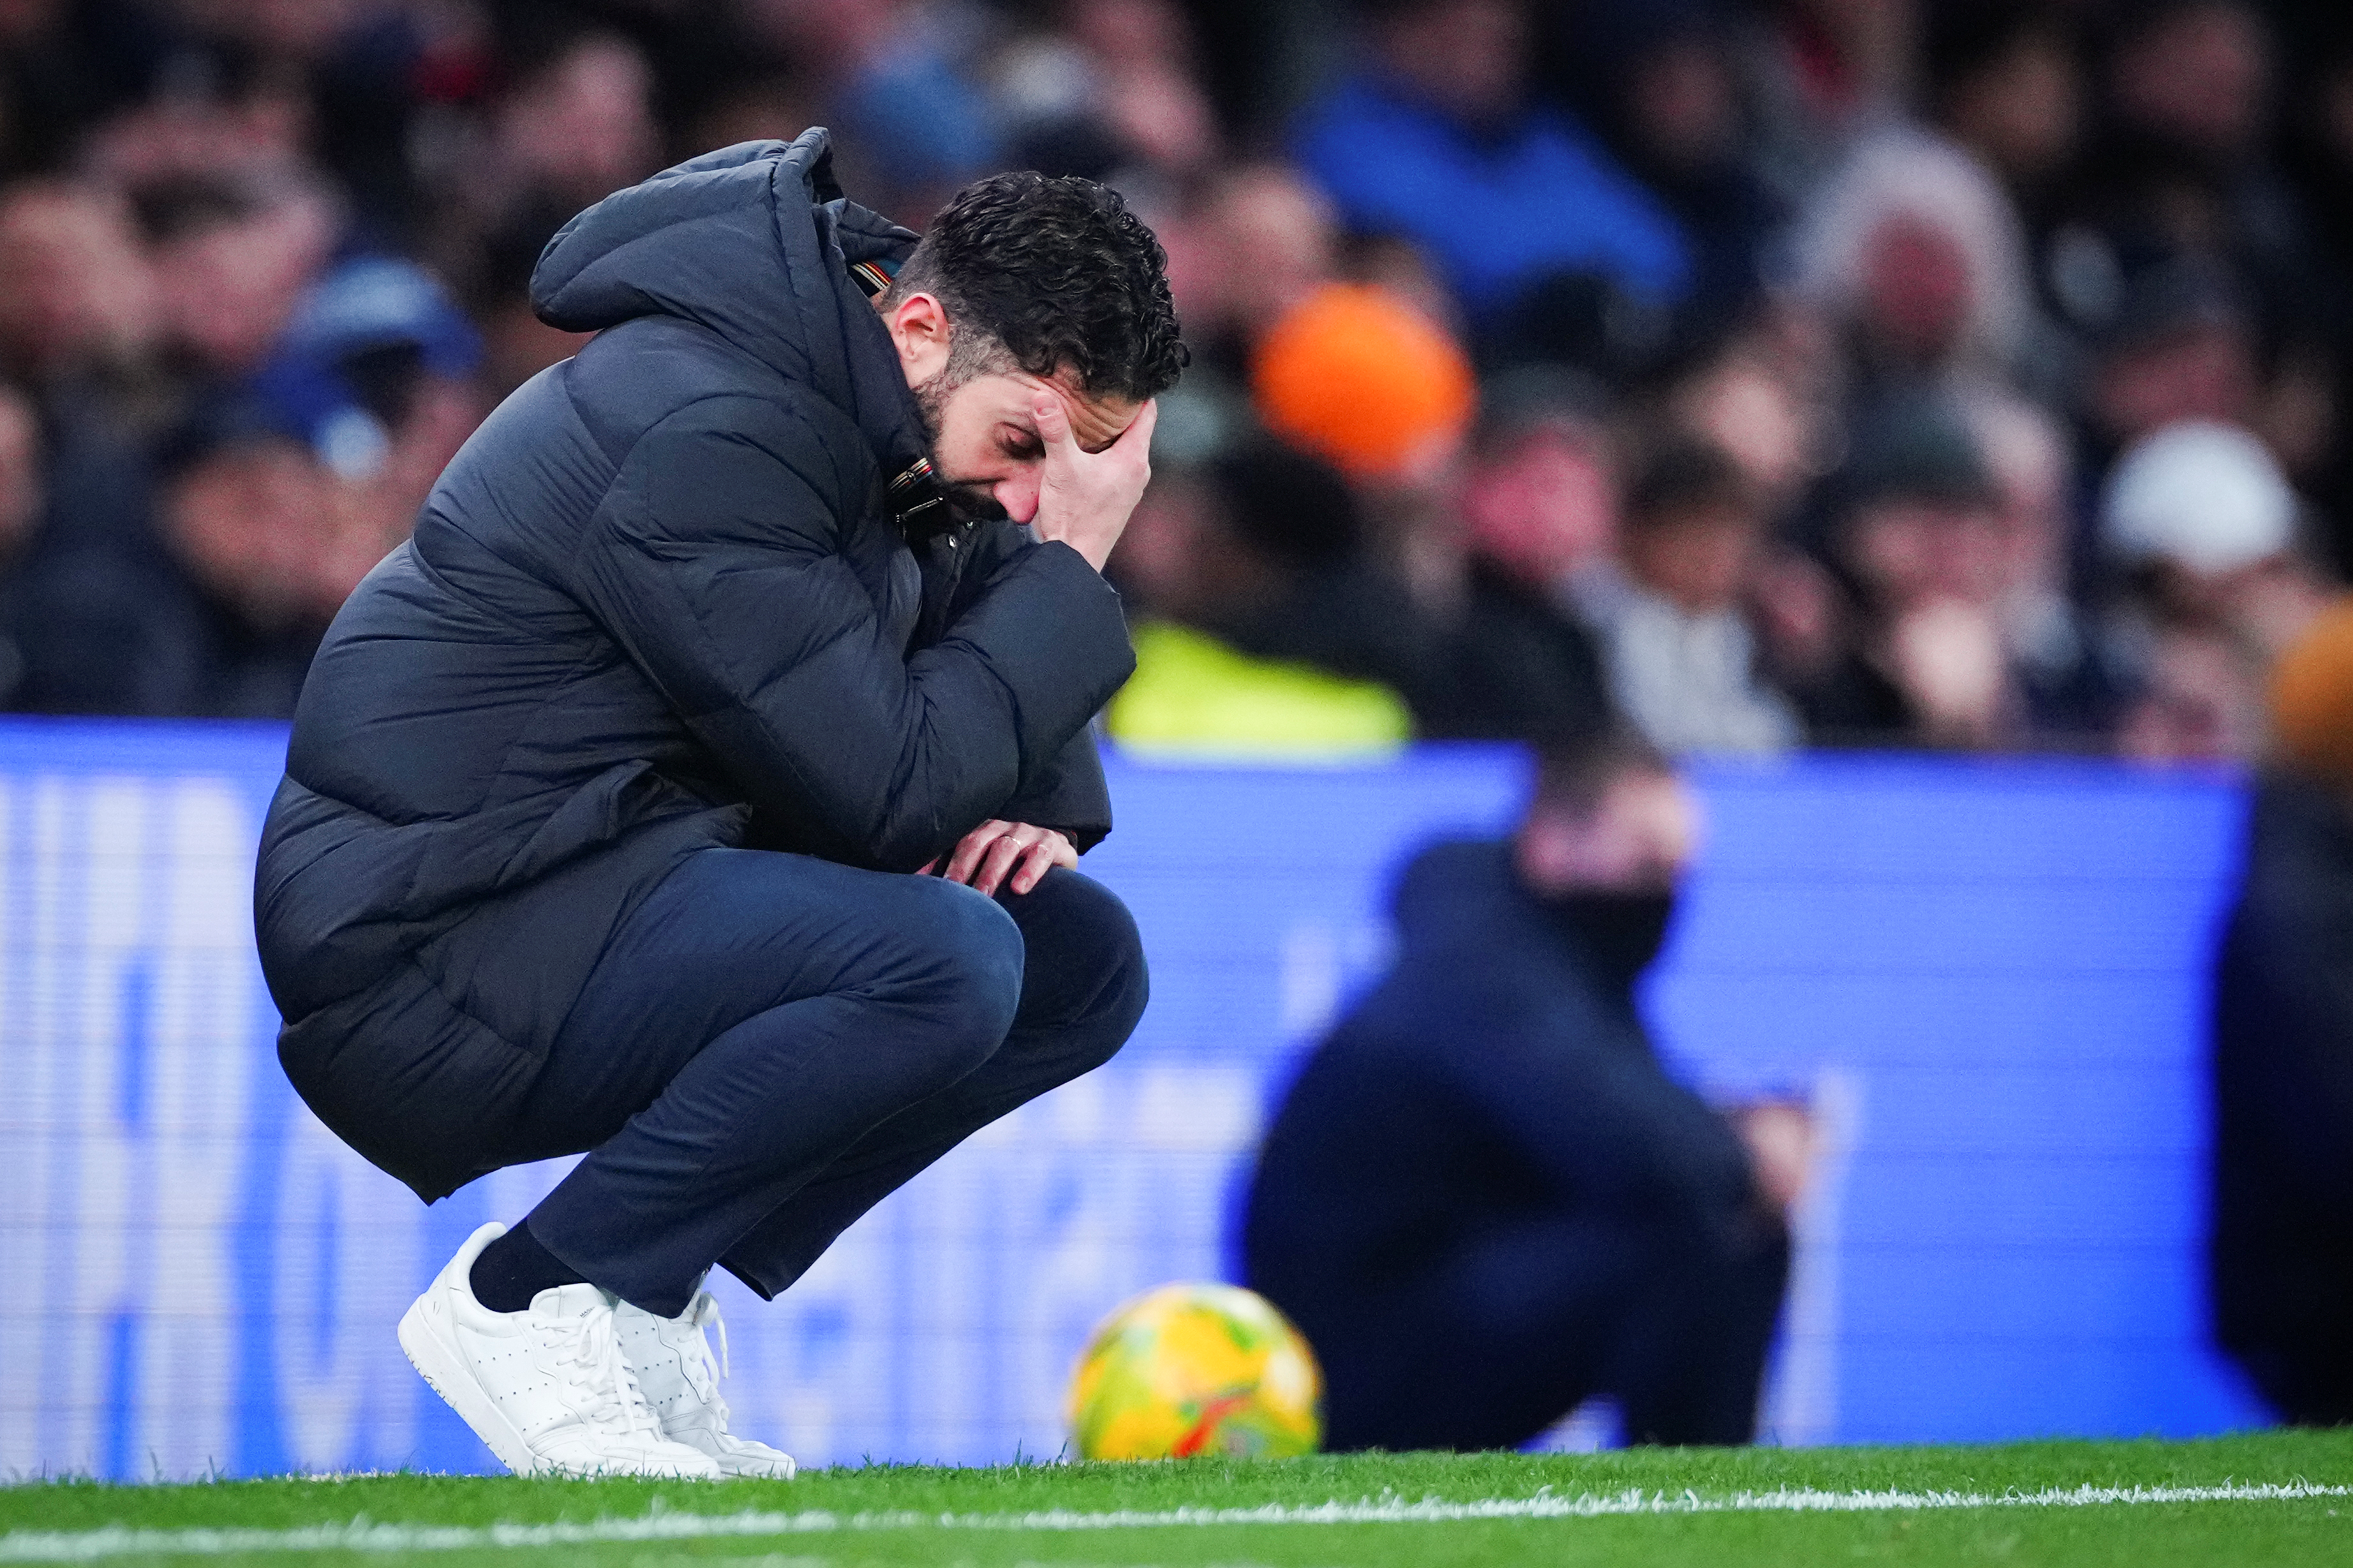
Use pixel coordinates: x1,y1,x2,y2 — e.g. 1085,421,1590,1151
503,849,1148,1316
1310,1206,1789,1450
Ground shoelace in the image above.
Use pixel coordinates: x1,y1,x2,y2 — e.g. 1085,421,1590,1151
542,1302,664,1440
679,1292,735,1430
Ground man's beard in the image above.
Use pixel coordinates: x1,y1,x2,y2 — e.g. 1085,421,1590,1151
912,371,1008,524
912,367,951,447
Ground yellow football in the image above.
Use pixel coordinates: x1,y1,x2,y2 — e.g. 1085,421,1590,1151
1066,1282,1323,1460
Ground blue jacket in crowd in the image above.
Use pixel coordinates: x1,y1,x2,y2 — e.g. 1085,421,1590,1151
1293,73,1694,321
254,132,1135,1202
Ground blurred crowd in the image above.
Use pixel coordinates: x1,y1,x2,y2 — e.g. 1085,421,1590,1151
1112,0,2353,760
0,0,2349,758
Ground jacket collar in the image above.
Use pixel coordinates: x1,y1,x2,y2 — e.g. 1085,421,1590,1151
819,176,961,536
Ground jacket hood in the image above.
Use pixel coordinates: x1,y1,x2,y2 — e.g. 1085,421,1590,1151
1388,836,1663,996
531,129,932,480
1388,838,1527,954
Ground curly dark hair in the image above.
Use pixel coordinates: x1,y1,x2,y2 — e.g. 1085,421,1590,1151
886,171,1186,403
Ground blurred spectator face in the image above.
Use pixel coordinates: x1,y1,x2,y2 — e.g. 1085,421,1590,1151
2247,339,2338,482
1671,358,1816,506
1221,172,1336,285
1858,214,1975,368
1846,495,2005,614
1797,131,2027,377
0,184,161,381
2199,558,2329,662
87,92,312,191
2111,1,2270,158
1194,168,1337,339
2116,626,2265,762
1626,36,1740,174
311,371,482,607
2123,547,2330,672
1103,67,1217,176
1938,26,2080,184
164,435,337,625
0,385,42,555
1623,499,1760,616
1046,0,1217,177
154,186,337,374
1516,762,1696,898
1459,424,1615,588
1373,0,1527,126
1887,595,2014,744
2093,323,2257,446
495,35,661,204
1106,470,1212,618
1066,0,1189,69
1970,398,2071,601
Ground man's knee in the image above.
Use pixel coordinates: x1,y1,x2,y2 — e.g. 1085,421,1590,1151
1004,868,1149,1064
885,876,1026,1077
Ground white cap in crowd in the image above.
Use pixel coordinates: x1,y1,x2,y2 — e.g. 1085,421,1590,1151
2100,420,2296,576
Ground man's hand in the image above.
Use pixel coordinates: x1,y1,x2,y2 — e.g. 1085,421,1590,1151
923,820,1078,896
1028,394,1156,573
1731,1099,1816,1217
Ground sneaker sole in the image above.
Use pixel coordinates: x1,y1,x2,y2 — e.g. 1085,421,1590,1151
397,1294,548,1478
684,1435,796,1480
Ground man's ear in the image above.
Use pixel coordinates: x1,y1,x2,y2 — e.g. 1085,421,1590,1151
884,291,953,387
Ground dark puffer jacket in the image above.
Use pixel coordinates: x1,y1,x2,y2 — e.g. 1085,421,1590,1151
255,132,1136,1202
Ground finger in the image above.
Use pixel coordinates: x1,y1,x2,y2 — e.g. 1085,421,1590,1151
1032,392,1075,459
1009,838,1058,896
1013,832,1080,896
916,857,939,877
973,829,1035,897
944,821,1009,886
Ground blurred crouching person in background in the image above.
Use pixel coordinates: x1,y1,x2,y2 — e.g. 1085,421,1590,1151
1243,732,1804,1450
2211,600,2353,1424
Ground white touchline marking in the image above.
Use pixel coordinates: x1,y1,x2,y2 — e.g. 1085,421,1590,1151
0,1481,2345,1562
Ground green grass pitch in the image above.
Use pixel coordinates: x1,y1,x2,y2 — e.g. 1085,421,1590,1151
3,1429,2350,1566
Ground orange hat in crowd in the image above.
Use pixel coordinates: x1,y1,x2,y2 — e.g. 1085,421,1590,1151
1250,282,1476,482
2270,596,2353,787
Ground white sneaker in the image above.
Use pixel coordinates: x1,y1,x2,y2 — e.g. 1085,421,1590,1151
615,1291,798,1479
397,1222,723,1479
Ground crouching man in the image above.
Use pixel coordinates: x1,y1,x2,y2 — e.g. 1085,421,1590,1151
1243,732,1803,1449
254,131,1180,1478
